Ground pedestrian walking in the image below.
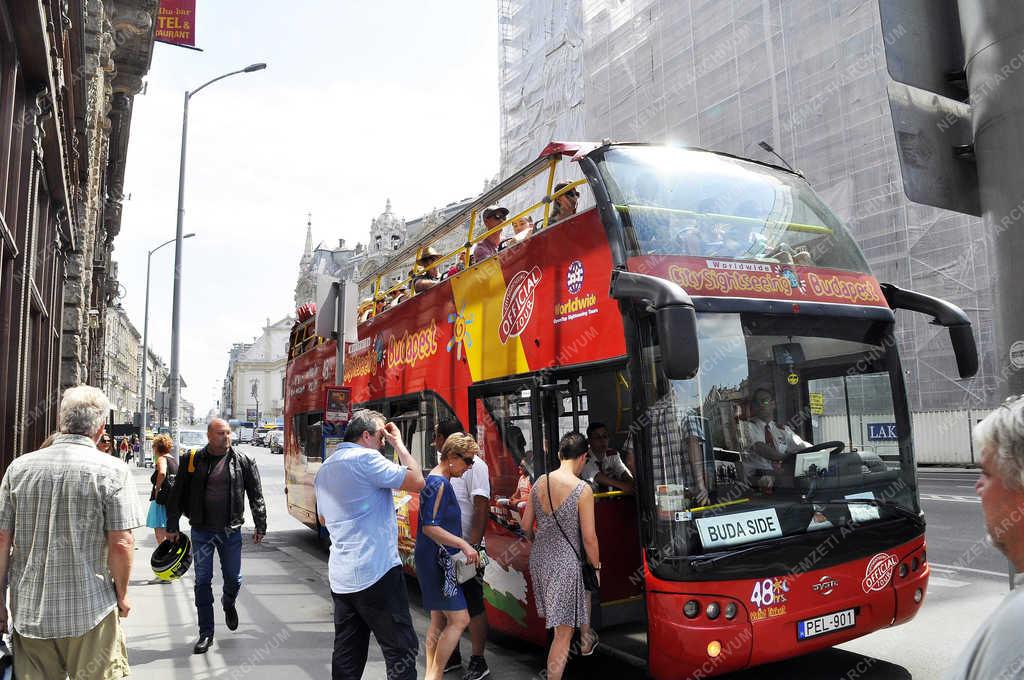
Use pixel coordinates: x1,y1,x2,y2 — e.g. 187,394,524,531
146,434,177,545
0,385,143,680
949,397,1024,680
314,409,424,680
118,436,129,461
165,418,267,655
417,433,481,680
520,432,601,680
440,419,492,679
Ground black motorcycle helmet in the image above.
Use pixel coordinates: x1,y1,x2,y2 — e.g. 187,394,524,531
151,534,192,581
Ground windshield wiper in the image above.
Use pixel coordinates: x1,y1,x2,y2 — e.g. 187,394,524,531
688,532,811,573
812,499,924,530
687,500,922,573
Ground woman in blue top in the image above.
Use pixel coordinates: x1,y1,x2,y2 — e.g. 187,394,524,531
415,432,481,680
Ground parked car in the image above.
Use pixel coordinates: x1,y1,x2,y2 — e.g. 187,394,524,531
268,430,284,455
253,427,273,447
178,429,208,458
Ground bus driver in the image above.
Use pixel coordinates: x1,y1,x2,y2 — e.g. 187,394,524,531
739,387,809,489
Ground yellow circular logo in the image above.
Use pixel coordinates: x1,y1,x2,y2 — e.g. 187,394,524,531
787,373,800,385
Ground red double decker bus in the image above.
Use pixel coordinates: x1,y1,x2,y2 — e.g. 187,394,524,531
284,142,977,678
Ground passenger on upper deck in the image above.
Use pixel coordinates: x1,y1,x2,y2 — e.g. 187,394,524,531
500,216,534,250
470,206,508,265
548,182,579,226
411,247,443,294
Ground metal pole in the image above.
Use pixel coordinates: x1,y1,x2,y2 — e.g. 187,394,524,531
139,249,152,466
957,0,1024,399
168,91,188,457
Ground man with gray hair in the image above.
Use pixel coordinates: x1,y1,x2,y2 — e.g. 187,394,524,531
949,396,1024,680
0,385,143,680
315,409,425,680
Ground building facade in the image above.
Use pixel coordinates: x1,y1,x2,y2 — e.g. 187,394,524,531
0,0,156,465
497,0,995,411
229,317,293,423
293,198,478,311
140,346,168,429
102,305,140,425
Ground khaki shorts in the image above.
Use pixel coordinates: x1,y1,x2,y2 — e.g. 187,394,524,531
13,608,129,680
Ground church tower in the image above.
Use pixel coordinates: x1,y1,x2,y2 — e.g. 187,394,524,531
294,213,317,309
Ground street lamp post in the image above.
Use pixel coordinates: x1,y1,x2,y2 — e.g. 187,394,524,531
138,233,195,465
168,63,266,456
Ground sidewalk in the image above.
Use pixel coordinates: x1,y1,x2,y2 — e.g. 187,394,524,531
123,466,336,679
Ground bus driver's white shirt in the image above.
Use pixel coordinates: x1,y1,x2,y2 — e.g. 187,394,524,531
739,418,809,473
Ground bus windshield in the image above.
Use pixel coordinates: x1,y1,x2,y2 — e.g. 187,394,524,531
640,313,916,563
597,145,871,273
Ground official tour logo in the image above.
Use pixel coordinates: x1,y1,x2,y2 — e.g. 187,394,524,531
566,259,584,294
861,552,898,593
499,266,543,344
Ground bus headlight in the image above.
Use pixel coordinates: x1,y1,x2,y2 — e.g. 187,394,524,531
705,602,720,620
724,602,738,620
707,640,722,658
911,556,920,571
684,600,700,619
898,563,909,578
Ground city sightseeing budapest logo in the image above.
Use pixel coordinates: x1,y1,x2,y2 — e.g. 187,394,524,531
499,266,543,344
861,552,898,593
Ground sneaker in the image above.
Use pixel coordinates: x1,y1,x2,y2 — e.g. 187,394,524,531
444,649,463,673
464,655,490,680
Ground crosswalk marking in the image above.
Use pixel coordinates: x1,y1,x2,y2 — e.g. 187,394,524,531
928,575,970,588
920,493,981,503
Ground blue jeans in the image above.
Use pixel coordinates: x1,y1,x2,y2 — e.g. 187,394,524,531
192,528,243,636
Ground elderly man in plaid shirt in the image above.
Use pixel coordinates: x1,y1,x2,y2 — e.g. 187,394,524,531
0,385,143,680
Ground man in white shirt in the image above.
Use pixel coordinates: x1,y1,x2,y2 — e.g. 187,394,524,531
583,422,635,494
439,419,491,680
739,388,809,484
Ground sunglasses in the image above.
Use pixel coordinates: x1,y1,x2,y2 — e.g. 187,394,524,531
564,191,580,198
755,398,774,405
460,456,475,466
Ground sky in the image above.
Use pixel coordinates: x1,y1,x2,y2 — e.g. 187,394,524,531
117,1,500,416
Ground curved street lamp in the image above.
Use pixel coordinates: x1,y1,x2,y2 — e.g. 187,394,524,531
168,63,266,456
138,232,195,464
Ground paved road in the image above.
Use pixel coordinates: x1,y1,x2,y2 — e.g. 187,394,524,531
124,448,1013,679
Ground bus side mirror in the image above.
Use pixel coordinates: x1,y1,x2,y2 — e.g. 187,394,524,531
881,283,979,379
610,269,700,380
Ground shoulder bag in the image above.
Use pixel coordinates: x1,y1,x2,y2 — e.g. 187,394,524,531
546,475,600,592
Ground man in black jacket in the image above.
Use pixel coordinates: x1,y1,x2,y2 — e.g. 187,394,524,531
166,418,267,654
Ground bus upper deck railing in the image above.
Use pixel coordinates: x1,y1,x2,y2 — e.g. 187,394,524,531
356,153,588,321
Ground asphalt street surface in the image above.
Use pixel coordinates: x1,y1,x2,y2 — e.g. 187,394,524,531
123,447,1012,679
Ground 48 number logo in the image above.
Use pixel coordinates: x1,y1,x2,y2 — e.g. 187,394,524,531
749,578,788,608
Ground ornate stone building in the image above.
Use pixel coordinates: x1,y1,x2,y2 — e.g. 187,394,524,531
102,304,140,425
293,197,477,310
0,0,157,465
228,317,294,423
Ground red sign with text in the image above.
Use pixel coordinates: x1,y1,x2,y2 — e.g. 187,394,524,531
155,0,197,48
628,255,889,308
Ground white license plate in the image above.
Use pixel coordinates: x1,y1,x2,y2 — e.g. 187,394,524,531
797,608,856,640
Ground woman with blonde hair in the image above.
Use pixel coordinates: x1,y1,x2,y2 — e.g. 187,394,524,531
415,432,481,680
146,433,178,544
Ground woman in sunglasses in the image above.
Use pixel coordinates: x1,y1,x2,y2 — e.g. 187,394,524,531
549,181,580,226
97,434,113,454
415,432,481,680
